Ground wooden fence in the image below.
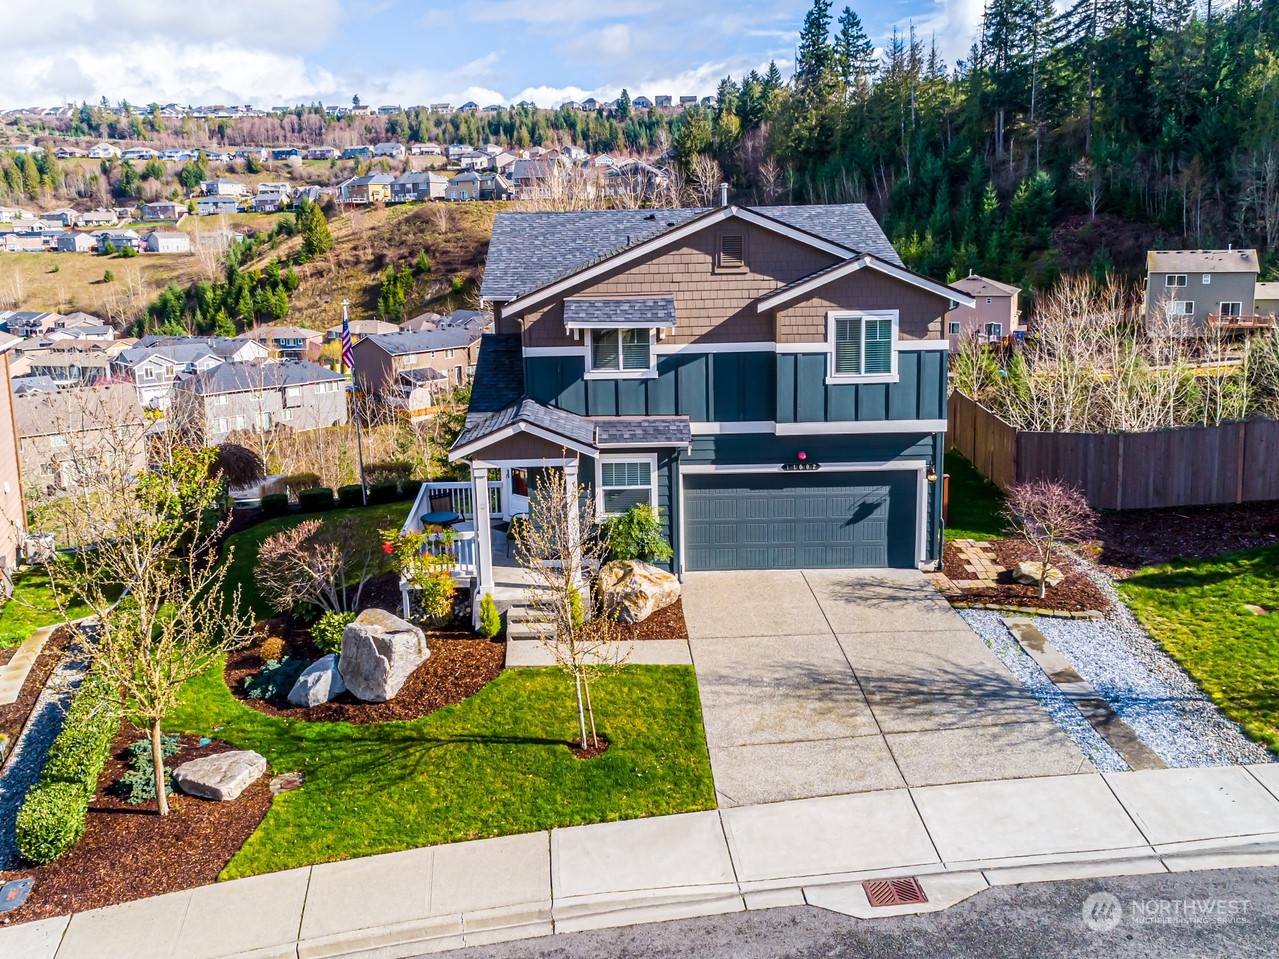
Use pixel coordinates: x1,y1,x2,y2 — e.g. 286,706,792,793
948,391,1279,510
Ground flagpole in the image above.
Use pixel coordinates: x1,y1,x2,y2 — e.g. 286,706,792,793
343,299,368,506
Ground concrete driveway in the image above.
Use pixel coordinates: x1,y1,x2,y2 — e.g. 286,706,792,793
682,569,1093,807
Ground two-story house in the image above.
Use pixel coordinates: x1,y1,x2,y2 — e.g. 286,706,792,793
237,325,323,360
15,383,146,496
1144,249,1266,330
197,195,240,216
142,201,185,221
447,204,970,598
171,359,348,443
113,336,268,409
944,274,1020,349
352,316,486,408
391,171,448,203
341,173,394,204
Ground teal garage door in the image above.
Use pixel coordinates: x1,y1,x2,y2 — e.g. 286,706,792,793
683,471,918,570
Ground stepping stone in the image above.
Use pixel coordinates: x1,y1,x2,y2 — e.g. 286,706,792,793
173,750,268,801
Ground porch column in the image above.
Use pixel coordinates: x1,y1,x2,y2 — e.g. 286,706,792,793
563,458,581,588
472,463,494,601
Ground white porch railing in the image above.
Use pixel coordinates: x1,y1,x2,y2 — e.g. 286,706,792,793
402,480,504,534
430,530,477,579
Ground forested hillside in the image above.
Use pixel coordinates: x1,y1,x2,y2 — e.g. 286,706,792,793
678,0,1279,291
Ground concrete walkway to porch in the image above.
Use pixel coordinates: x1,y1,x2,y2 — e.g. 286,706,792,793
682,569,1094,807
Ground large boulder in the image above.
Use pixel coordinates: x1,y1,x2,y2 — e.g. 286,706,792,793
599,560,681,624
287,654,345,707
338,608,430,702
173,749,267,801
1013,560,1065,589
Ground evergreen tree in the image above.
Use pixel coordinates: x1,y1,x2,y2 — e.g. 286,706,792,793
833,7,876,100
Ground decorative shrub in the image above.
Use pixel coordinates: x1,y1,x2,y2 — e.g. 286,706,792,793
15,781,89,865
243,657,308,700
297,488,335,512
477,593,501,638
605,504,674,564
312,610,356,654
113,734,180,805
257,633,285,662
367,480,400,504
364,461,412,485
382,527,457,623
260,493,290,518
281,473,323,498
337,484,365,508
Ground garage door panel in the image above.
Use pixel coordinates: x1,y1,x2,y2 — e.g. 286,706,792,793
684,471,917,571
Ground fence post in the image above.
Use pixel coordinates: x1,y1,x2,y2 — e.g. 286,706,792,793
1237,421,1247,504
1115,433,1124,511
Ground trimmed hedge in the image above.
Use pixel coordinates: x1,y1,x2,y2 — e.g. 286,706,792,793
297,488,336,512
15,672,122,865
367,481,400,505
337,484,365,508
260,493,290,518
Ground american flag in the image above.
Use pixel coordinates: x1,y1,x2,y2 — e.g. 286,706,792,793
340,306,355,373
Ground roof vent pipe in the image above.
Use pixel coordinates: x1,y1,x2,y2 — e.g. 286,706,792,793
720,182,729,207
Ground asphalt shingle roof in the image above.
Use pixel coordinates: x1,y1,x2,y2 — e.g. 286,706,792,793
563,297,676,328
481,204,901,302
592,417,691,447
453,397,595,451
181,359,343,395
466,334,525,418
361,325,481,356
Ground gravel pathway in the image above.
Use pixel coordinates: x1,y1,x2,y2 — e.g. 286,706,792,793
0,649,87,870
958,608,1128,773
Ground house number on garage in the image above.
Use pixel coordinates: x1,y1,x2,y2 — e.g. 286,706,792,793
780,461,822,471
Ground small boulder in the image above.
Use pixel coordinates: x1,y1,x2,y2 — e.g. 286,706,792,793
338,608,430,702
599,560,681,624
173,749,267,801
1013,561,1065,589
287,654,345,707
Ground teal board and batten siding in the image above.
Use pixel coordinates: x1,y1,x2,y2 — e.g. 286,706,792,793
524,348,947,423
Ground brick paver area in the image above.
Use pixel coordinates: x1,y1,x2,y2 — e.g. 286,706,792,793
946,539,1004,590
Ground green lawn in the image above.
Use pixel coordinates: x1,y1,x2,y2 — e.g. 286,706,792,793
944,450,1006,540
222,502,411,620
169,663,716,878
0,566,97,649
1119,545,1279,753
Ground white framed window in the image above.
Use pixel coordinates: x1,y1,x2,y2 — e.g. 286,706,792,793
49,434,67,448
586,328,655,378
827,310,898,384
985,297,992,304
985,322,1004,338
1202,274,1212,284
597,456,657,517
1165,274,1188,287
402,353,417,366
1218,301,1243,317
948,321,962,335
214,394,228,405
445,349,455,358
1170,300,1195,315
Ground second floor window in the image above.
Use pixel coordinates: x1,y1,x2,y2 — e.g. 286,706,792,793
590,329,651,373
832,313,895,378
1165,274,1188,287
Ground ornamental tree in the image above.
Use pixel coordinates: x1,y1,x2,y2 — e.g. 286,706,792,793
1001,480,1099,598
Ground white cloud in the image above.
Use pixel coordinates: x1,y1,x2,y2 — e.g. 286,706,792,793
462,0,650,24
912,0,986,68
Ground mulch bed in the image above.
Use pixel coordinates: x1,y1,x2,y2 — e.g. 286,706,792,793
568,736,610,760
226,629,505,724
608,598,689,641
0,627,72,766
0,730,272,925
1097,501,1279,572
942,539,1111,613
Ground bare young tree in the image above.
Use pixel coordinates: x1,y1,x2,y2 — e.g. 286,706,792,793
513,465,629,750
687,154,724,207
1001,481,1099,598
256,517,381,615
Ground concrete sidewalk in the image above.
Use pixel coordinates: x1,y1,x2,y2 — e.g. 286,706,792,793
7,764,1279,959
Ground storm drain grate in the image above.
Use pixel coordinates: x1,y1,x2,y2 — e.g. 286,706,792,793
862,876,928,908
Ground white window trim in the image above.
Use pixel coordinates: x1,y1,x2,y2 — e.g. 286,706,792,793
984,322,1004,337
825,310,899,386
1218,301,1243,317
596,453,659,517
1171,300,1195,315
1166,274,1188,287
947,321,962,335
583,328,659,380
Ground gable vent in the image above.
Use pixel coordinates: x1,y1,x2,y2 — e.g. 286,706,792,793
720,234,745,269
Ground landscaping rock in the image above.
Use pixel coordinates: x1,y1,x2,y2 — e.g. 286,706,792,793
287,654,345,707
173,750,267,801
1012,560,1065,589
338,608,430,702
599,560,681,624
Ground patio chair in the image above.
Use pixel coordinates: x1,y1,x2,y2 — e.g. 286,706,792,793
429,491,454,514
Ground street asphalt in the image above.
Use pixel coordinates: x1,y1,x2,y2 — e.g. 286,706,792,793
429,866,1279,959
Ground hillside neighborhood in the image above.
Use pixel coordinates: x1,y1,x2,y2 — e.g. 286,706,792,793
0,1,1278,957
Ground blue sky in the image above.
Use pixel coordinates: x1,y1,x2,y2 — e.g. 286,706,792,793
0,0,983,109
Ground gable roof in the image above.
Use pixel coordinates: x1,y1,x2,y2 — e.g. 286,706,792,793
1147,249,1260,274
451,397,597,458
358,325,480,356
755,254,974,313
950,274,1021,297
180,359,343,395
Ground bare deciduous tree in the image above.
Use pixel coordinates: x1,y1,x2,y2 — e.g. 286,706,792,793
256,517,381,615
1002,481,1098,598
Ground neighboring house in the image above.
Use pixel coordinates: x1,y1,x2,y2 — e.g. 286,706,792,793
391,171,448,203
0,335,30,568
478,173,513,201
1256,282,1279,319
87,142,121,159
121,147,159,161
342,145,372,160
79,208,118,227
324,319,398,343
257,182,291,197
95,229,142,253
141,201,184,221
197,195,240,215
632,96,653,109
510,158,563,196
172,360,347,443
41,208,80,227
445,170,481,201
200,178,247,196
145,231,192,253
1144,249,1264,330
56,232,96,253
341,173,394,204
449,203,969,596
17,343,114,386
15,383,146,496
2,234,48,253
351,316,486,408
400,312,441,332
410,143,443,156
112,336,267,408
251,193,286,213
271,148,302,161
373,142,406,158
306,146,339,160
238,325,323,360
1,311,63,338
458,151,493,171
654,95,673,108
944,275,1020,349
